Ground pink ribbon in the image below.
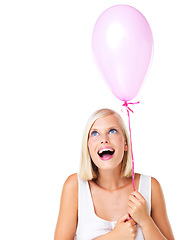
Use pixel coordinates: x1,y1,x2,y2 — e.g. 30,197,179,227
122,101,140,191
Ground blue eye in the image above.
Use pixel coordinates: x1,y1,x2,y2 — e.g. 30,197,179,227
91,131,98,137
109,129,117,134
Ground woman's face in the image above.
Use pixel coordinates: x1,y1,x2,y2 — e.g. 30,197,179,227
88,114,128,171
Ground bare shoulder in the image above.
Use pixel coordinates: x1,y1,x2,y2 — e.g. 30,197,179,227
150,176,170,226
60,172,78,213
151,177,164,199
61,173,78,207
151,176,161,188
54,173,78,239
150,177,175,239
63,173,78,192
151,177,165,206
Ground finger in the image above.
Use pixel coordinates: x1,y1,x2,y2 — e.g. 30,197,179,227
127,199,135,213
127,199,138,218
127,200,135,213
133,225,138,233
127,213,132,221
129,194,140,204
128,219,137,226
131,191,145,201
126,221,137,230
117,213,129,223
131,223,137,231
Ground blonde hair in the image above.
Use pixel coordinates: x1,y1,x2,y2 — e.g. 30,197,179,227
79,108,132,180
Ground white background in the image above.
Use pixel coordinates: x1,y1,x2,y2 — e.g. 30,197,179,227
0,0,191,239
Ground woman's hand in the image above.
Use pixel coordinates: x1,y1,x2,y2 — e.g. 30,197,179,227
112,214,137,240
127,191,150,227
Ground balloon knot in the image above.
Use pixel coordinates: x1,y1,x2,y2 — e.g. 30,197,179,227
122,101,140,113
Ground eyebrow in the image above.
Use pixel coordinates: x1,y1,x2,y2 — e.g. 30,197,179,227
90,126,119,131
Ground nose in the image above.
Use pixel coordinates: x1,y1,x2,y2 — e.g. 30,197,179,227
100,135,109,144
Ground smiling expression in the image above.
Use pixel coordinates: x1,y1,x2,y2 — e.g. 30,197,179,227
88,114,128,171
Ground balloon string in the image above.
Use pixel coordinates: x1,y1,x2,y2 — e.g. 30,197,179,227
122,101,140,191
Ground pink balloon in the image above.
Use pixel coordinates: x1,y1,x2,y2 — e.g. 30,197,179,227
92,5,153,101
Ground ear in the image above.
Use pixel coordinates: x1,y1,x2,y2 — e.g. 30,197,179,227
124,141,128,151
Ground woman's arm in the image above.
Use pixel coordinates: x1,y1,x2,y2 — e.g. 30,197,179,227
54,174,78,240
145,177,174,240
127,177,174,240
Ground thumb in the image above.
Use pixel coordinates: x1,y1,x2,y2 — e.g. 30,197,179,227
117,213,129,223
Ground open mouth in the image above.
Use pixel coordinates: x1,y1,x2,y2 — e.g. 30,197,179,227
97,147,115,160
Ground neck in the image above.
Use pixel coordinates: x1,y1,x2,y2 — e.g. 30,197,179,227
95,166,130,191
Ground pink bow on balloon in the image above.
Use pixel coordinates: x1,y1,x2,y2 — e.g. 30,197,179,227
92,5,153,190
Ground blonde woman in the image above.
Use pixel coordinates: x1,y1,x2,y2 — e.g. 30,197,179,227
54,109,174,240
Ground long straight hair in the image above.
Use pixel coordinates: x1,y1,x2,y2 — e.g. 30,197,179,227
79,108,132,180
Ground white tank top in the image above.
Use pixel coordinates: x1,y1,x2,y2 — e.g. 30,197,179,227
75,174,151,240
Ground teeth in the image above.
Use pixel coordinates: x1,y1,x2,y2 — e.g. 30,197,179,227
98,148,114,154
